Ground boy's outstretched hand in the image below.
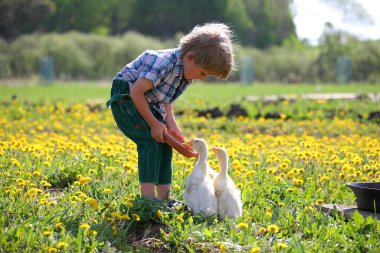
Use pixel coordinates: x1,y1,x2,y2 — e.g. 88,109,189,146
167,126,185,143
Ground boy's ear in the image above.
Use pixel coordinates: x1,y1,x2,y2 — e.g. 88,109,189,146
185,51,195,60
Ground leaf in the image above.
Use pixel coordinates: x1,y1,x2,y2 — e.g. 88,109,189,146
351,210,364,227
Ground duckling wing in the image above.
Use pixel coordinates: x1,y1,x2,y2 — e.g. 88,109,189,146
217,188,243,219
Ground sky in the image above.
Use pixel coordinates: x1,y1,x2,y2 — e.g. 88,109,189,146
292,0,380,44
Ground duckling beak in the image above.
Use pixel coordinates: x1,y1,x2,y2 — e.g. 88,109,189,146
182,140,193,148
211,146,219,152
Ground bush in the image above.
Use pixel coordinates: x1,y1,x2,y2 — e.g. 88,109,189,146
113,31,172,71
9,34,43,77
0,38,11,78
39,33,93,79
351,40,380,83
3,31,380,83
7,31,174,80
237,45,318,83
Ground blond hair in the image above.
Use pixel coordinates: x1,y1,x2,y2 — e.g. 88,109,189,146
179,23,235,80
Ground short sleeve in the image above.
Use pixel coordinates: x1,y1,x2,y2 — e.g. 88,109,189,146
138,53,172,87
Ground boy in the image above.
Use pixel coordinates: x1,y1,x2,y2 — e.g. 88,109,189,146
106,23,235,201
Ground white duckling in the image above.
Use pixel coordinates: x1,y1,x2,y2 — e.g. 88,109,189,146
212,146,243,219
183,138,218,216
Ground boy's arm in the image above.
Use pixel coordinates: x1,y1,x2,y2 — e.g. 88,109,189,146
130,78,166,143
164,103,185,142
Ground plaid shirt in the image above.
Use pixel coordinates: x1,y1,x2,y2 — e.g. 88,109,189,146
115,48,191,118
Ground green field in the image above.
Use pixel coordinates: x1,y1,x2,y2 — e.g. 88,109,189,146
1,82,380,252
1,81,379,105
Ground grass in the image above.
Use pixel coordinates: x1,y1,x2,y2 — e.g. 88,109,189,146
0,80,379,105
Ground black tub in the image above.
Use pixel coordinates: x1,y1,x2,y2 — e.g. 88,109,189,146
347,182,380,213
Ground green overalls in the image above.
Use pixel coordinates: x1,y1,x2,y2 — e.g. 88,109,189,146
106,79,173,185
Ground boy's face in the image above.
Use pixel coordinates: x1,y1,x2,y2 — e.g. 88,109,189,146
183,52,210,81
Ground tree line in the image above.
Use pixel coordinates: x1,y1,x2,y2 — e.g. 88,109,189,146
0,0,295,48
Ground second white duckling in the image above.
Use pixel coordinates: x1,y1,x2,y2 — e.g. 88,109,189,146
212,146,243,219
183,138,218,216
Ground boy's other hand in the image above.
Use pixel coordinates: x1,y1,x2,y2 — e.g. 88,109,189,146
151,121,167,143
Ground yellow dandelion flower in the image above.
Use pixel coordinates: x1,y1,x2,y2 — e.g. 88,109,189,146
274,176,283,182
125,201,134,207
293,178,304,185
245,170,256,177
319,175,329,182
111,212,122,220
219,243,226,252
156,210,163,218
236,183,243,190
172,184,181,191
121,214,130,220
279,163,288,170
315,199,324,205
32,170,42,176
237,222,249,230
103,188,112,194
287,171,294,177
46,247,58,253
56,242,68,249
39,199,47,205
70,196,80,202
250,247,261,253
40,180,51,187
79,223,90,230
43,230,53,236
267,224,280,233
132,213,140,221
85,230,97,237
43,161,51,167
48,200,57,206
79,176,91,185
275,242,288,249
78,193,87,200
129,193,136,199
11,159,20,167
55,223,64,232
85,197,100,211
258,227,267,234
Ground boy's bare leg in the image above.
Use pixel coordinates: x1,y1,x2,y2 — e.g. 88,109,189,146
157,184,170,201
140,183,156,199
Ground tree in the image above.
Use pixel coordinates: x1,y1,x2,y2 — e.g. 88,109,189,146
243,0,296,48
0,0,55,40
43,0,109,33
127,0,229,39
